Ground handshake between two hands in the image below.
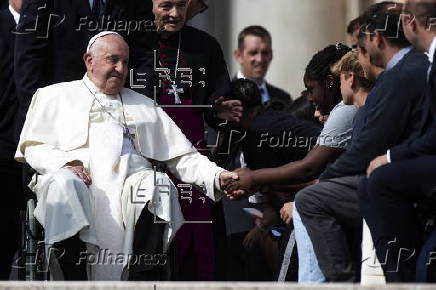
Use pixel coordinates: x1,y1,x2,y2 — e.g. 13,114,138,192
219,168,261,200
65,162,260,200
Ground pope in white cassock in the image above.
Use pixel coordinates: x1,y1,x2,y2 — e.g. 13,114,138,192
15,31,237,281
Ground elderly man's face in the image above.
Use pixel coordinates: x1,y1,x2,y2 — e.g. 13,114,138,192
85,35,129,95
153,0,188,33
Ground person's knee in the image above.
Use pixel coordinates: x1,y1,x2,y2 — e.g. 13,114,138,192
366,167,392,200
357,178,368,200
53,168,85,185
51,169,90,200
131,171,172,212
294,184,323,216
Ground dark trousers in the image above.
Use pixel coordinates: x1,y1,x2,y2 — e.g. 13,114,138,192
358,155,436,282
0,159,23,280
53,235,87,281
225,230,280,281
225,232,248,281
416,228,436,282
294,175,363,282
128,206,169,281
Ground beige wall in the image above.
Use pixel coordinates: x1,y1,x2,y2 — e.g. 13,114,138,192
228,0,348,99
190,0,378,99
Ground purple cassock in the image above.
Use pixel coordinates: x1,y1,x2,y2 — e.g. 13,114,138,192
143,26,231,280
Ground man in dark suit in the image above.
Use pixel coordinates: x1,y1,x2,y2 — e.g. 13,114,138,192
0,0,23,280
234,25,292,112
362,0,436,282
294,2,429,282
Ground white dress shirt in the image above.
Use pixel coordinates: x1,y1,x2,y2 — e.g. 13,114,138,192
8,5,20,24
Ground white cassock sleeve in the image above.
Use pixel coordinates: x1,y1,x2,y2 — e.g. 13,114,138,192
164,152,225,201
25,144,80,175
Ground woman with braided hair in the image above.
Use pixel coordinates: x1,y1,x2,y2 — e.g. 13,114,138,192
227,43,357,195
226,43,358,282
304,43,351,121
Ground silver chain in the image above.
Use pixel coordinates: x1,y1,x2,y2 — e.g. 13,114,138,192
82,80,154,161
82,80,130,136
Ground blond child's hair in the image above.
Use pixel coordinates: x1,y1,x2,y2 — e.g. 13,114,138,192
331,51,373,91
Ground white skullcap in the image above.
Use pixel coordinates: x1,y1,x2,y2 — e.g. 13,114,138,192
86,31,122,53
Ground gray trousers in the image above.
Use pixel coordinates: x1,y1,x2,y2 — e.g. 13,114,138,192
294,175,364,282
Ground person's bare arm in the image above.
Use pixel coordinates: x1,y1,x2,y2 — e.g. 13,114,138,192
226,145,342,195
252,145,343,184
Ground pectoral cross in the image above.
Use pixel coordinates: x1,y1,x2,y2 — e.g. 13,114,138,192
168,82,184,104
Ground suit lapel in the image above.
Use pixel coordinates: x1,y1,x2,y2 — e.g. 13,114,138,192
4,9,17,33
429,50,436,105
430,65,436,112
0,9,17,46
430,64,436,84
425,54,436,125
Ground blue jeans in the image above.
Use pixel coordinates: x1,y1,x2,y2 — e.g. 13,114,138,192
293,204,325,283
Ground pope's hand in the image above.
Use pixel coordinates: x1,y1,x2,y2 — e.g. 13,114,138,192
224,168,256,200
219,171,239,192
367,154,388,177
67,166,92,186
214,96,243,122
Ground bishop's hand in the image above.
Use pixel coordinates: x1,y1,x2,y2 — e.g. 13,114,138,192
214,96,243,122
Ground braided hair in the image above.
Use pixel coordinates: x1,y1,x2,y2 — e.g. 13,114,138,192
304,43,351,115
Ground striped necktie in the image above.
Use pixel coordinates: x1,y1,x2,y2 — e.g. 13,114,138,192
259,87,270,106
